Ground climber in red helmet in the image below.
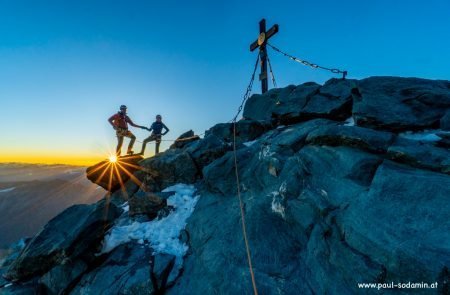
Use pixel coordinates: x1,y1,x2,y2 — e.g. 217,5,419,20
108,105,147,156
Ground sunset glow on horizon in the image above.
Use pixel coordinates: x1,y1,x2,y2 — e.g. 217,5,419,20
1,1,449,166
0,152,105,167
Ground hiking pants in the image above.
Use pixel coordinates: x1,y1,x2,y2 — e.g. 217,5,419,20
116,128,136,155
141,134,162,155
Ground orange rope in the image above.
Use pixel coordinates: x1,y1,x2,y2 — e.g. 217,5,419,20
232,121,258,295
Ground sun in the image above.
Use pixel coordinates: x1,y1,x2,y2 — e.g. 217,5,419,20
109,155,118,163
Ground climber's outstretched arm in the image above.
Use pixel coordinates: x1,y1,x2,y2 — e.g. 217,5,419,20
162,124,170,135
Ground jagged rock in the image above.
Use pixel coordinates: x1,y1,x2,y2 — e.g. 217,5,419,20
150,253,176,292
341,161,450,288
140,150,198,191
387,137,450,174
203,149,251,195
86,155,144,192
0,240,28,271
128,190,167,218
300,78,357,121
0,279,39,294
243,79,357,124
305,124,394,153
39,260,88,295
285,146,383,206
1,240,28,289
71,242,154,295
4,200,121,282
354,76,450,131
261,119,338,154
205,119,272,145
441,110,450,130
436,131,450,148
203,119,338,195
4,76,450,294
170,130,200,149
243,82,320,123
185,134,231,170
155,191,176,200
172,144,450,294
0,269,7,289
109,170,146,206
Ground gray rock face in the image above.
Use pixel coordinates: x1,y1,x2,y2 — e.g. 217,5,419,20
71,242,154,295
39,260,88,294
86,155,144,192
128,190,167,218
243,79,357,124
150,253,176,292
387,137,450,174
140,150,198,191
185,134,231,171
0,279,39,294
300,78,356,121
4,200,121,282
203,119,337,195
205,119,272,144
441,110,450,130
170,130,200,149
306,124,395,153
170,111,450,294
354,76,450,131
341,161,450,288
3,76,450,295
109,170,146,206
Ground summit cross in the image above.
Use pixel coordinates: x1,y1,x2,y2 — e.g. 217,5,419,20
250,18,279,94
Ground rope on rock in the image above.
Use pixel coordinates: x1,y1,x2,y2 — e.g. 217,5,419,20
267,42,348,79
135,133,205,144
230,51,260,295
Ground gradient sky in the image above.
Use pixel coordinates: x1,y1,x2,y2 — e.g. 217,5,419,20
1,0,449,165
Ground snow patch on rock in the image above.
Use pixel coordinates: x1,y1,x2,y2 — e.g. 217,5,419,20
243,140,258,147
259,145,275,160
399,130,443,142
270,182,287,219
344,116,355,126
100,184,200,279
0,187,15,193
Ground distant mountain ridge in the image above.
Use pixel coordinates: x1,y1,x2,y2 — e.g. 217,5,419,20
0,163,104,248
0,163,87,182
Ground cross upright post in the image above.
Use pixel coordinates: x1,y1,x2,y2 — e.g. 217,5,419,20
250,19,279,94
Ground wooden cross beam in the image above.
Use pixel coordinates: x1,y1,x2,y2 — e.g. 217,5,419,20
250,18,279,94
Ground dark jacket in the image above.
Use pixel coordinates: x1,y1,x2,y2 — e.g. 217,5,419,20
149,121,169,135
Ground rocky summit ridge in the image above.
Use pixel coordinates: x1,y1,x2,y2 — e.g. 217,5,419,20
1,76,450,294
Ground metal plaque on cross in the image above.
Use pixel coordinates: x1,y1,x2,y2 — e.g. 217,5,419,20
250,19,279,94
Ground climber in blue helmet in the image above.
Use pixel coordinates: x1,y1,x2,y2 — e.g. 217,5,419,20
139,114,170,155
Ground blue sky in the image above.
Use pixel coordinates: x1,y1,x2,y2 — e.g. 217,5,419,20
1,0,449,164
